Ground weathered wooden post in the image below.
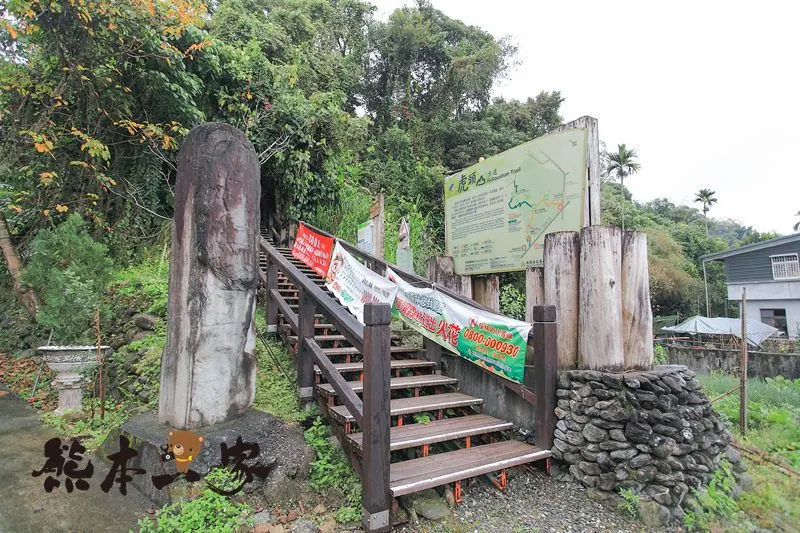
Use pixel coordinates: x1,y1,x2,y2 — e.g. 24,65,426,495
426,256,472,371
525,267,545,324
266,253,280,333
297,287,317,403
525,305,557,451
472,275,500,312
361,303,392,533
578,226,624,370
740,288,748,434
544,232,580,369
621,231,653,369
158,123,260,429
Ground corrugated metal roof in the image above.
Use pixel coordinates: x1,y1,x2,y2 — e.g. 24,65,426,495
701,233,800,262
662,315,779,347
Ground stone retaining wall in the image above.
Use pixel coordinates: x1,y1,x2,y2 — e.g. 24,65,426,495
664,344,800,379
551,365,741,525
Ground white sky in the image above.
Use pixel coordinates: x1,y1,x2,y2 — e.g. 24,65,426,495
372,0,800,234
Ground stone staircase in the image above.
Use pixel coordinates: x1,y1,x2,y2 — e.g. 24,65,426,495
258,236,551,502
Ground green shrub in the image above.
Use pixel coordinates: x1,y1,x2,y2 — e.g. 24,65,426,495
40,399,129,450
137,489,251,533
618,487,639,518
653,343,668,364
22,214,115,343
684,460,739,532
500,284,526,321
304,417,362,523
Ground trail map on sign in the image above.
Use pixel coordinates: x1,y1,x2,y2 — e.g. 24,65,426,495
444,128,588,274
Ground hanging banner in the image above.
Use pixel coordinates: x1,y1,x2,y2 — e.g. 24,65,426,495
291,223,335,278
386,268,531,384
326,242,398,324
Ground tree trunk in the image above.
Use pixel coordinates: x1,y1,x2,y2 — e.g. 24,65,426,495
578,226,624,370
621,231,653,369
525,267,545,323
544,231,580,369
0,213,39,316
620,176,626,231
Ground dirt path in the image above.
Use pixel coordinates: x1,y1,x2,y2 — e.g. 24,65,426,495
0,384,154,533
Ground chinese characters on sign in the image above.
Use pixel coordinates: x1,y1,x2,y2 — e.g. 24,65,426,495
33,431,271,496
291,223,334,278
444,128,588,275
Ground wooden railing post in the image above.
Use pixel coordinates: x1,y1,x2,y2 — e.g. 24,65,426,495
525,305,557,451
266,253,279,333
297,287,316,403
361,303,392,533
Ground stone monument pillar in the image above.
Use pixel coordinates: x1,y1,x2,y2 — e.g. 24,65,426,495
158,123,261,429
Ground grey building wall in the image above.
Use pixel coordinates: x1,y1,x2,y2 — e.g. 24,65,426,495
727,283,800,339
724,241,800,283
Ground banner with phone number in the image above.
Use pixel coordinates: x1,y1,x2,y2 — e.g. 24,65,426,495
386,268,531,384
291,223,335,278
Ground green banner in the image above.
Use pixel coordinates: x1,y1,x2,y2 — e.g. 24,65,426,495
386,268,531,384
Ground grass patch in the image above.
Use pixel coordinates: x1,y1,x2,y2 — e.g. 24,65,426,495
697,373,800,531
304,416,362,524
137,488,252,533
40,399,130,451
252,312,304,424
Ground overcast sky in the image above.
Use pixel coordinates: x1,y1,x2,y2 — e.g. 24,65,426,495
372,0,800,234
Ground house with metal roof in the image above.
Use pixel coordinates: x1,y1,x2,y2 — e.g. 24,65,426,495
702,233,800,338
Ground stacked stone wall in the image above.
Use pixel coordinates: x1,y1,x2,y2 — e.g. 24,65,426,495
551,365,742,523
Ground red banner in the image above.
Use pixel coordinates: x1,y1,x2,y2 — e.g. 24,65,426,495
291,223,334,278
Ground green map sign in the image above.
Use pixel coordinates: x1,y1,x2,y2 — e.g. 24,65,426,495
444,128,588,275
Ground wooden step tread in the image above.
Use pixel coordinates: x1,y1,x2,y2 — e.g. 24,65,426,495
347,414,513,452
322,346,420,356
314,358,435,375
390,441,550,496
281,323,335,330
289,335,347,342
330,393,483,423
316,374,458,396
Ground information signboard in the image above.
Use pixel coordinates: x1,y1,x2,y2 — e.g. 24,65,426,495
444,128,588,274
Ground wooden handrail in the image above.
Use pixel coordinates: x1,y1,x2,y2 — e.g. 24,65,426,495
298,220,495,314
261,237,364,352
306,337,364,425
270,288,298,333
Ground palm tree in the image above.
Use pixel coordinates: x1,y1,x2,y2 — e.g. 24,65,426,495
606,144,641,231
694,188,718,234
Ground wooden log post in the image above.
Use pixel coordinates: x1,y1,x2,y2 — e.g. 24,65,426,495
472,275,500,312
266,253,280,333
426,256,473,298
524,305,557,451
425,256,472,371
544,232,580,369
578,226,624,370
297,287,317,403
361,303,392,533
525,267,545,324
621,231,654,369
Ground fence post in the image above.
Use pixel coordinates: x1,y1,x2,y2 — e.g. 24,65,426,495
297,287,316,403
740,288,748,434
526,305,557,451
361,303,392,533
266,253,279,333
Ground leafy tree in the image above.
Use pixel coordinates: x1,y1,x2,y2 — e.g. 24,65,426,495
694,188,718,234
605,144,641,231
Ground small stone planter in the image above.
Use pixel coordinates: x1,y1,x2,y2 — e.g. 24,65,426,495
38,345,108,415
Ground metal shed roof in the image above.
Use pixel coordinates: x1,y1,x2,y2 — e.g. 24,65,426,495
662,315,779,347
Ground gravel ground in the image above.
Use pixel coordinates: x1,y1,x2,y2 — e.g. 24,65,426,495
395,467,673,533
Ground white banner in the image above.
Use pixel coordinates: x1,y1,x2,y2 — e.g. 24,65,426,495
325,242,398,324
